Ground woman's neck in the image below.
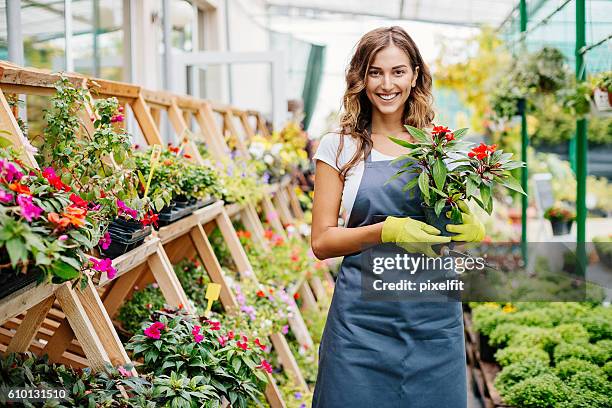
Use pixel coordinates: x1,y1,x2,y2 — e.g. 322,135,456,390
370,109,405,135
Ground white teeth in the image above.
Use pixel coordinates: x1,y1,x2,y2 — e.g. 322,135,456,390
379,93,399,101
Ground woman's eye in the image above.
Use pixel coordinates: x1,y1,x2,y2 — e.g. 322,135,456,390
395,70,406,76
368,71,381,77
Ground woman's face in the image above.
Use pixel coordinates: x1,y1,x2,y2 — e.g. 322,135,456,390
365,44,419,117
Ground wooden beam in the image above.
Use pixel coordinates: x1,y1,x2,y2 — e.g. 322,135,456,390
132,94,164,145
6,296,55,353
0,88,38,167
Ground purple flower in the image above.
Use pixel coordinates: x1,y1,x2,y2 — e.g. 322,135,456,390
0,190,14,204
262,172,270,184
294,392,302,400
89,257,117,280
17,194,42,221
281,325,289,335
98,231,112,250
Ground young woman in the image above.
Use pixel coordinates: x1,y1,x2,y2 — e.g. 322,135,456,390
310,26,484,407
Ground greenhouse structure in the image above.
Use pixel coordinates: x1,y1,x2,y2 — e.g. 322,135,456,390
0,1,610,407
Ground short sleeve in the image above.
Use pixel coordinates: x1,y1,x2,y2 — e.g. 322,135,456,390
312,132,342,172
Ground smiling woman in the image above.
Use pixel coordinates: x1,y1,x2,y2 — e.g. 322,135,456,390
311,26,471,408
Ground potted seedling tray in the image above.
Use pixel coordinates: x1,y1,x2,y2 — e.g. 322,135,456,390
101,217,152,259
158,200,194,227
0,268,41,300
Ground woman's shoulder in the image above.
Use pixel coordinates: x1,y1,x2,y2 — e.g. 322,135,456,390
313,130,359,171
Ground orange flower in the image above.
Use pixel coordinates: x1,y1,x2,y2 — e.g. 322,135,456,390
61,205,87,227
8,183,30,195
48,212,70,228
163,159,173,166
264,229,274,239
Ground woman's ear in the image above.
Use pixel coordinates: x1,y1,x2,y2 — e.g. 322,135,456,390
412,66,420,87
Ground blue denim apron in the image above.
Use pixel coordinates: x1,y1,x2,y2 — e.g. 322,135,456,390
312,150,467,408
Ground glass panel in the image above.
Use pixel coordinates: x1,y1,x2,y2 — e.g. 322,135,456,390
22,0,66,70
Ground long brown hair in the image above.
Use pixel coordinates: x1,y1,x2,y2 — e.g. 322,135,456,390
335,26,434,177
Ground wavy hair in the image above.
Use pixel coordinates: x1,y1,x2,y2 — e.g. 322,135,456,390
335,26,434,177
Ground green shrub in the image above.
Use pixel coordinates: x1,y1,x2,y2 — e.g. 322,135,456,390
117,284,165,334
471,304,505,336
494,359,552,395
556,389,611,408
504,373,570,408
488,323,524,347
577,306,612,342
595,339,612,362
508,309,555,328
603,361,612,380
495,346,549,367
508,327,561,354
566,370,611,396
555,358,603,381
554,323,590,344
554,342,608,366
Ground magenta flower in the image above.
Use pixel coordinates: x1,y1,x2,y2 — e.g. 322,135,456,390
192,325,205,342
17,194,43,221
116,199,138,219
0,190,14,204
0,159,23,183
89,257,118,280
281,325,289,335
58,235,68,241
256,358,273,373
98,231,112,250
144,321,165,339
117,366,132,377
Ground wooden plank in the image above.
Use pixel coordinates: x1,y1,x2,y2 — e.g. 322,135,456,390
0,88,38,167
76,279,134,371
272,191,295,227
0,282,58,325
189,224,238,309
215,209,253,278
286,185,305,220
147,248,193,312
309,276,328,303
270,332,308,391
261,195,286,236
97,238,159,286
287,297,314,349
193,200,225,225
150,107,161,128
164,234,198,264
264,373,286,408
167,99,204,163
141,88,174,107
132,94,164,145
102,263,146,318
86,77,140,100
194,107,227,158
157,201,223,244
6,296,55,353
54,284,110,371
0,61,86,90
297,282,318,312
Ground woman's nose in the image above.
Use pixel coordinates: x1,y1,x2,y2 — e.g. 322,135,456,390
382,74,393,90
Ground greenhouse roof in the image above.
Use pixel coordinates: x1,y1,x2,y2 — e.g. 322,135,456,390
264,0,519,27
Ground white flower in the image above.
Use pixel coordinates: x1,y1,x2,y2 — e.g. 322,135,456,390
249,142,265,158
270,143,283,155
264,154,274,165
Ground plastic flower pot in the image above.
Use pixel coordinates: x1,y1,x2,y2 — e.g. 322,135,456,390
158,200,192,226
0,268,41,300
478,333,497,363
550,219,572,236
594,245,612,269
100,217,152,259
421,203,460,238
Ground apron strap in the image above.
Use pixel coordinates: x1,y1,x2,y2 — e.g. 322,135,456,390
365,122,373,163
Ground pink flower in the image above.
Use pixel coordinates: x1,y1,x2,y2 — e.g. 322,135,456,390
98,232,112,250
116,199,138,219
218,335,228,347
58,235,68,241
144,321,165,339
0,159,23,183
254,338,266,351
228,330,235,340
206,320,221,331
256,358,273,374
0,190,14,204
117,366,132,377
266,210,278,222
192,325,205,343
89,257,117,280
281,325,289,335
17,194,42,221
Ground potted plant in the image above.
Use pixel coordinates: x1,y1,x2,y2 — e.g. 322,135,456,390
592,71,612,112
388,125,526,236
544,205,575,236
0,152,114,298
593,235,612,268
559,80,592,118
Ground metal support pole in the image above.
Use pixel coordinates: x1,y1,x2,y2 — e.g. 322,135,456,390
575,0,587,276
6,0,24,65
162,0,172,90
93,0,100,77
519,0,528,263
65,0,74,71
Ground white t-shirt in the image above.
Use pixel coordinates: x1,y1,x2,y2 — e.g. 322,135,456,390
313,132,396,223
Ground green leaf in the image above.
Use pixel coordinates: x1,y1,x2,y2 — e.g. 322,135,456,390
402,177,419,193
6,238,27,267
60,256,82,271
432,158,447,190
0,135,13,148
434,199,446,217
232,357,241,373
384,169,407,186
388,136,417,149
418,171,430,200
466,177,478,198
452,128,469,139
50,260,79,280
500,175,526,195
479,184,493,214
404,125,430,143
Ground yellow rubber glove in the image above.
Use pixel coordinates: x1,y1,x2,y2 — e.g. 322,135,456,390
445,201,486,242
381,216,451,258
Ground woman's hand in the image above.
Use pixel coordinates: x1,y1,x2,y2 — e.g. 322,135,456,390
381,216,451,257
445,201,485,242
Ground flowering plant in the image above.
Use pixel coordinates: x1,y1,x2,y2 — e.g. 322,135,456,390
0,154,113,287
126,312,269,406
389,125,526,222
544,206,575,222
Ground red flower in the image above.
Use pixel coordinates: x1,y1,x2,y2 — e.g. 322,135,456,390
206,320,221,331
70,193,88,208
42,167,70,192
169,146,180,154
236,341,249,351
293,293,300,300
228,330,235,340
254,338,266,351
445,132,455,141
431,125,451,135
264,229,274,240
256,358,273,374
141,211,159,228
468,143,497,160
184,154,192,159
256,290,265,298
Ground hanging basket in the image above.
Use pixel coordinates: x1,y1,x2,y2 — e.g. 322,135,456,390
592,88,612,115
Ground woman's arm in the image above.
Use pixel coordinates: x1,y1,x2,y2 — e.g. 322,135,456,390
310,160,384,259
